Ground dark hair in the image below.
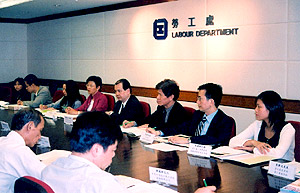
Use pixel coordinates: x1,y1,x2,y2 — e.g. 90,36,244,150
13,78,26,88
155,79,180,101
11,109,43,131
86,76,102,89
198,83,223,107
70,112,123,153
24,74,40,86
115,79,132,93
256,90,285,131
60,80,83,110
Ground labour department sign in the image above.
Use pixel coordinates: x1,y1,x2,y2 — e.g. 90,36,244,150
153,18,168,40
153,16,239,40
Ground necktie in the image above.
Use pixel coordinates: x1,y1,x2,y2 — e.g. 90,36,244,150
119,104,124,114
195,116,207,136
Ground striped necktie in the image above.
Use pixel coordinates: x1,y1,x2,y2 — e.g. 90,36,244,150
195,116,207,136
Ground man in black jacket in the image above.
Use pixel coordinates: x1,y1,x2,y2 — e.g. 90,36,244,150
123,79,188,136
168,83,235,146
109,79,144,125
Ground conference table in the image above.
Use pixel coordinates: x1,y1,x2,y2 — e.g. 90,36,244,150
0,109,292,193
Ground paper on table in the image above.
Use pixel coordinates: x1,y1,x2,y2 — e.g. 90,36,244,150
121,127,146,137
211,146,250,159
226,153,275,165
115,175,178,193
37,150,71,165
144,143,188,152
155,135,190,148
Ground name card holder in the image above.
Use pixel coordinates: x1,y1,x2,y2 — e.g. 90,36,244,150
187,143,212,158
64,116,73,125
268,161,296,180
0,121,10,131
140,132,155,144
187,156,212,168
149,166,178,186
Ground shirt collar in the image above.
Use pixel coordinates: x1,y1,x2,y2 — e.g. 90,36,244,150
122,96,130,107
204,109,218,123
7,130,26,146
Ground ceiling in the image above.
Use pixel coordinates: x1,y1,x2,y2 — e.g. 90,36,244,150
0,0,174,23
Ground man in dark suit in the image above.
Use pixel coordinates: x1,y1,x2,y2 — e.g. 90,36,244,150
124,79,188,136
168,83,234,146
109,79,144,125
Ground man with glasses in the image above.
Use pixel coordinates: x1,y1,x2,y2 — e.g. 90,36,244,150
66,76,108,115
168,83,234,146
0,109,46,193
17,74,52,108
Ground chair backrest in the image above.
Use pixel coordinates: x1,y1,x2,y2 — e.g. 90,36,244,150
14,176,55,193
229,116,236,139
183,106,195,121
0,86,12,103
80,94,86,103
104,94,115,111
140,101,151,118
52,90,64,102
288,120,300,162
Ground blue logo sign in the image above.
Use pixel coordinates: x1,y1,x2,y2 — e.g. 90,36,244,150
153,18,168,40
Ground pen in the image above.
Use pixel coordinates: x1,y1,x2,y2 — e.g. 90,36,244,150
124,121,132,125
152,127,157,130
203,179,207,187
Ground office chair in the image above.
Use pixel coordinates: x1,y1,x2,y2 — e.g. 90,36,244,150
14,176,54,193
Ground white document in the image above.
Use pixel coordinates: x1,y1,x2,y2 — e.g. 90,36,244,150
144,143,188,152
211,146,250,159
121,127,146,137
116,175,178,193
37,150,72,165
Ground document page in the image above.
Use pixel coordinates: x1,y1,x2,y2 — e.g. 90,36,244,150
144,143,188,152
37,149,72,165
116,175,178,193
121,127,146,137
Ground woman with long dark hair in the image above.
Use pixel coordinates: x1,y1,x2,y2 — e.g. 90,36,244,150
229,90,295,161
40,80,83,112
11,77,31,104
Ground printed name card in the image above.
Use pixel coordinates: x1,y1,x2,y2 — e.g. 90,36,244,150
149,166,178,186
0,121,10,131
187,156,212,168
268,161,296,180
64,116,73,125
139,132,155,144
187,143,212,158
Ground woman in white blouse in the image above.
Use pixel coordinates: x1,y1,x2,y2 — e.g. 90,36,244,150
229,90,295,161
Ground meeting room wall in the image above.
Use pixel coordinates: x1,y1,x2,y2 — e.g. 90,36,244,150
0,23,27,83
25,0,300,133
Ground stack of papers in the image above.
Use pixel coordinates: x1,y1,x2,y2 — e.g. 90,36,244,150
7,104,29,110
211,146,275,165
121,127,146,137
116,175,178,193
144,143,188,152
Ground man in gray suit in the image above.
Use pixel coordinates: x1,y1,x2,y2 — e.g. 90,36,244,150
17,74,52,108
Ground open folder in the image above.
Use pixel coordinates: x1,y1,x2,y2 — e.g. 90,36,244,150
211,146,275,165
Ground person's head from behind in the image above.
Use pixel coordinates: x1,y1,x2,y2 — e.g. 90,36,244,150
255,90,285,127
13,77,26,92
70,112,123,170
11,109,44,147
155,79,180,108
86,76,102,96
114,79,131,103
24,74,40,93
197,83,223,114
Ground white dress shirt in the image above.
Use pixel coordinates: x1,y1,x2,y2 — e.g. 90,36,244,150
41,155,130,193
0,131,46,193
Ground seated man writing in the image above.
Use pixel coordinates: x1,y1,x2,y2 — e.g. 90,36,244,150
17,74,52,107
41,112,128,192
123,79,188,136
167,83,235,146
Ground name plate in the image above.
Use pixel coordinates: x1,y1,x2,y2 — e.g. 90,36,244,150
0,121,10,131
64,116,73,125
187,156,212,168
268,161,296,180
149,166,178,186
140,132,155,144
187,143,212,158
